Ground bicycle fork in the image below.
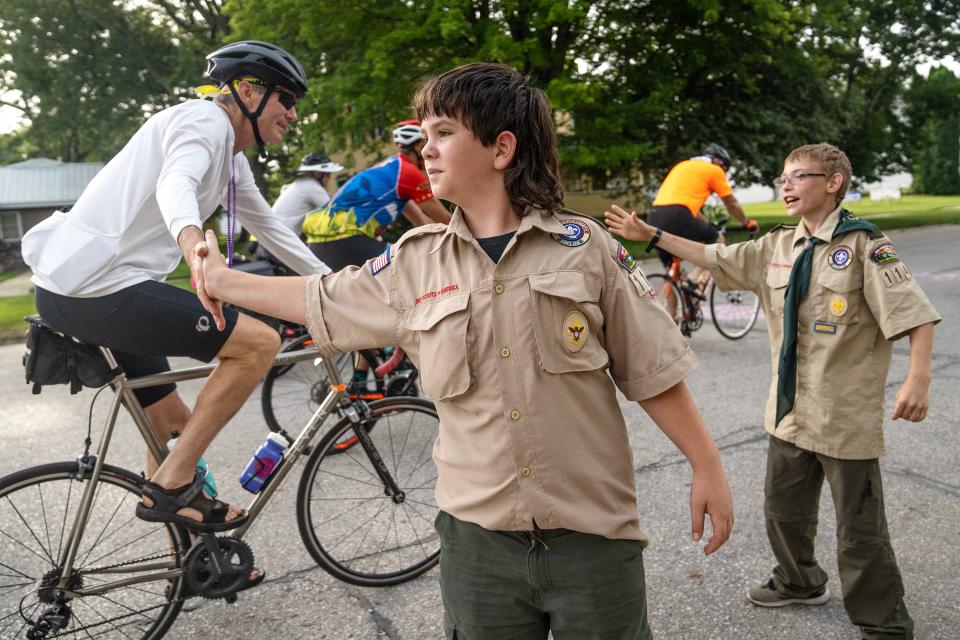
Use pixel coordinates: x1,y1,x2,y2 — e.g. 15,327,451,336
343,404,406,501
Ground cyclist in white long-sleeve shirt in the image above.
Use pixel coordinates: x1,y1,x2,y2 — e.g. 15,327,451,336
22,42,326,562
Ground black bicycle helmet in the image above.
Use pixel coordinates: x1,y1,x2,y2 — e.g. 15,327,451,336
205,40,307,97
297,152,343,173
704,143,732,171
204,41,308,160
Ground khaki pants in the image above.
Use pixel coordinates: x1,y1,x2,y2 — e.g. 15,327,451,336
436,511,653,640
764,436,914,639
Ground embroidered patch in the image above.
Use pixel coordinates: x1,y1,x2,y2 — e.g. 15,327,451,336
563,310,589,352
615,242,637,272
828,245,853,270
630,270,655,298
870,242,898,265
370,244,391,276
880,263,911,287
813,321,837,334
829,295,847,317
551,220,591,247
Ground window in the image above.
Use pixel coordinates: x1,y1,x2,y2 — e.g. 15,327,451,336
0,212,23,240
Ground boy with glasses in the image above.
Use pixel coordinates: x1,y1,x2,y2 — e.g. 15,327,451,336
605,143,939,640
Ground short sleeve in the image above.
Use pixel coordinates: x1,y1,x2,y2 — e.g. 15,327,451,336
304,245,399,357
861,236,941,341
600,239,698,401
709,165,733,199
705,235,771,292
397,158,433,203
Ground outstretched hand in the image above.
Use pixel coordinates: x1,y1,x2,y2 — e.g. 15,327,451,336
604,204,654,242
690,464,734,556
192,229,227,331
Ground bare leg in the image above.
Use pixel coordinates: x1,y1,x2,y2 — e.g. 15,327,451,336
142,314,280,524
145,393,192,477
690,235,727,288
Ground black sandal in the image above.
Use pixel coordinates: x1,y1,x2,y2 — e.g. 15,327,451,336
136,471,248,532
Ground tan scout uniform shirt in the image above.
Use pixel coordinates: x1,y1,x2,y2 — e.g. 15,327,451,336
705,207,941,459
303,208,697,541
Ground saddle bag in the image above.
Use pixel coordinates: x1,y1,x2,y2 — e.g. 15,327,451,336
22,317,119,394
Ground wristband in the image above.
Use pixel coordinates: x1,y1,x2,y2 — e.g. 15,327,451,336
645,227,663,253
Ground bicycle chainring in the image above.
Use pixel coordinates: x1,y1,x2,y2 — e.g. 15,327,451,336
183,536,254,600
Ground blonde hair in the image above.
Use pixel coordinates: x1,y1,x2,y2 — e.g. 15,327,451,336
784,143,852,205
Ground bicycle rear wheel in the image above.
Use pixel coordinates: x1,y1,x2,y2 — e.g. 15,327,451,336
709,281,761,339
0,462,187,639
261,334,353,436
296,397,440,587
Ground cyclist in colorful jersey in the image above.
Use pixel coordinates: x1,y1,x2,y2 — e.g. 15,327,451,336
21,42,328,576
302,119,452,270
648,143,758,269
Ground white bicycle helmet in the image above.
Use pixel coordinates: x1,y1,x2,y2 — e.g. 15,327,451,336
393,120,424,147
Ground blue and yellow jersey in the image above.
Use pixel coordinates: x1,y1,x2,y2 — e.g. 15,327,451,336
303,154,433,242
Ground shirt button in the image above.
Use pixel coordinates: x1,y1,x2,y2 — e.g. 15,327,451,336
520,467,531,478
494,284,505,294
500,347,511,358
510,410,521,421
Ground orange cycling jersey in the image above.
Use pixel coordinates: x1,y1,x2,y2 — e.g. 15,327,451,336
652,158,733,217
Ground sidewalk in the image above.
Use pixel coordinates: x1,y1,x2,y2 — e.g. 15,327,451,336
0,271,32,297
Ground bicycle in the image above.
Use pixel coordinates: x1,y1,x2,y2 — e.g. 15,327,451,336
646,225,761,340
0,317,440,639
262,337,420,454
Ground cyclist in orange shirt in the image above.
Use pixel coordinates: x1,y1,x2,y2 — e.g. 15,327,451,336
646,144,757,318
649,143,757,267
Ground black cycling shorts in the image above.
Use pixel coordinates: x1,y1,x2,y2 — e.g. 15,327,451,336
309,234,387,271
35,281,240,407
646,204,721,268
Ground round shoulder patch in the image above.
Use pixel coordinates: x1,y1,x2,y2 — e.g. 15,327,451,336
551,219,591,247
828,245,853,270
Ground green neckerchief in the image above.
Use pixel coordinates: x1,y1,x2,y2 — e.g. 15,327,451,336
774,209,878,427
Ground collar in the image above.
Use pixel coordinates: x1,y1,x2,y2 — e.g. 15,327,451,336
431,206,568,254
792,205,842,247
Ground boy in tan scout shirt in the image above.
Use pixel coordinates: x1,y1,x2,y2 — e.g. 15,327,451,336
605,143,940,640
197,63,734,639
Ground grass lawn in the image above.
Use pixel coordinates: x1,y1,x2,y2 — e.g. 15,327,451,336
617,194,960,257
0,270,26,284
0,293,36,343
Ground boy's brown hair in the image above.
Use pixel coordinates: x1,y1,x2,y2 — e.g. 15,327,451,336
413,62,564,214
784,143,852,205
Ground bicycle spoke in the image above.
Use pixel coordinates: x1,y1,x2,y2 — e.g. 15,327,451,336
314,467,386,491
399,503,430,558
390,410,415,476
81,524,170,571
0,560,35,581
312,494,389,529
76,597,138,640
77,487,132,569
57,478,75,567
4,495,56,566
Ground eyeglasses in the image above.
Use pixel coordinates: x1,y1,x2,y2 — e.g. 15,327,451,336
274,88,298,111
773,172,826,188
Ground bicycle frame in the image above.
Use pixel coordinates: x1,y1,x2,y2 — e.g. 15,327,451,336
56,344,350,596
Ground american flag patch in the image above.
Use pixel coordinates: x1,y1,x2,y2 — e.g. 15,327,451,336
370,245,391,276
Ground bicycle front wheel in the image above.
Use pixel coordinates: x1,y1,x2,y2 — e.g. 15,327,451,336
261,334,353,435
296,397,440,587
0,462,187,640
709,281,761,339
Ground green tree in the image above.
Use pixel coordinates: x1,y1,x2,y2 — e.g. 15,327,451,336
0,0,228,162
905,66,960,194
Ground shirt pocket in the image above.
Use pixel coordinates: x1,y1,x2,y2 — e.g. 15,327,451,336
816,270,862,324
401,293,473,400
765,267,791,316
528,272,609,374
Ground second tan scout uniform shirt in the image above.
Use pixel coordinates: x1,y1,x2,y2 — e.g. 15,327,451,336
705,207,941,460
304,209,697,542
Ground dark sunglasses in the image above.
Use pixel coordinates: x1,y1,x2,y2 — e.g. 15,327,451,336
274,89,298,111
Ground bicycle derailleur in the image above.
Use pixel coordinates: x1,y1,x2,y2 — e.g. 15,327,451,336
182,535,254,602
21,568,82,638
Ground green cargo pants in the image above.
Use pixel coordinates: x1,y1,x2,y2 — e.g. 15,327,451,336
435,511,653,640
764,436,914,639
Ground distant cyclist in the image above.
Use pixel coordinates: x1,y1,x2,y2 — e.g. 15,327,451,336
302,119,451,270
272,152,343,234
648,143,758,270
251,152,343,264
